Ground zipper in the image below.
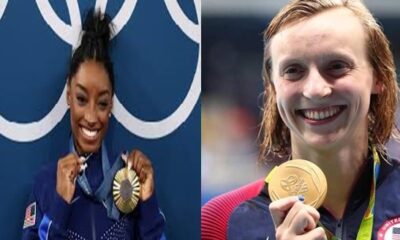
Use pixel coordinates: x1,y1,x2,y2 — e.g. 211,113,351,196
334,220,343,240
91,204,96,240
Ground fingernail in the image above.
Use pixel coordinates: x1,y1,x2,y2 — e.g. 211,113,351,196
298,195,305,202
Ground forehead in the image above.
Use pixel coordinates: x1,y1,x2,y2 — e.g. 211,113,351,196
270,7,367,62
72,60,112,92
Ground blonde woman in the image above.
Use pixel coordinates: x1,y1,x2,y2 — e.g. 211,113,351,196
228,0,399,239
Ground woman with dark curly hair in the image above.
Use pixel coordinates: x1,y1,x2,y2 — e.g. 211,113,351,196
22,9,165,240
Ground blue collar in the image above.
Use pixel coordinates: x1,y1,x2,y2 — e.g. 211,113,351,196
69,137,125,220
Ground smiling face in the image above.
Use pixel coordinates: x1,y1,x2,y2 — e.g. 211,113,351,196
269,8,380,151
67,60,113,155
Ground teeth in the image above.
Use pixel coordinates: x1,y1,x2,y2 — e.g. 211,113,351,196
81,127,98,138
302,106,341,120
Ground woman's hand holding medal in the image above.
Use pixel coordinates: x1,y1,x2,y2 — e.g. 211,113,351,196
113,150,155,214
126,150,154,202
56,148,155,209
268,160,328,240
270,196,326,240
56,153,83,204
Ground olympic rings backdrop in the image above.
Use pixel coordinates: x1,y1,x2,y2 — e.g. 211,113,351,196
0,0,200,239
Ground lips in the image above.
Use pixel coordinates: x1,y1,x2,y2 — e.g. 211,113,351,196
80,127,99,139
296,105,346,121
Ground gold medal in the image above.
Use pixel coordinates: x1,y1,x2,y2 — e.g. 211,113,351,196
268,159,327,208
113,165,141,214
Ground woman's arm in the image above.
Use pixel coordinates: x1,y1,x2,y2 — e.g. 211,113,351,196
22,158,75,240
127,150,166,239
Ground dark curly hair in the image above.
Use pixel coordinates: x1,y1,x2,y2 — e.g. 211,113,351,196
67,9,115,94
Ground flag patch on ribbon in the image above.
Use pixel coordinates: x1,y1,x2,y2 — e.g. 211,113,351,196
23,202,36,229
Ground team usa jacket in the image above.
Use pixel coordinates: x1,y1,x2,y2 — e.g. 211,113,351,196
228,153,400,240
22,142,165,240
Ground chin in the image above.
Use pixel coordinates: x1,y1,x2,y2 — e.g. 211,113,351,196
85,144,101,154
73,129,105,154
77,141,101,154
304,134,344,151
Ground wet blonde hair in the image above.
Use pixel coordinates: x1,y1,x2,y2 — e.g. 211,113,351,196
260,0,398,162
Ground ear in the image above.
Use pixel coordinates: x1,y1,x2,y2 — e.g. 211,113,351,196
372,78,383,94
109,99,113,117
66,81,71,106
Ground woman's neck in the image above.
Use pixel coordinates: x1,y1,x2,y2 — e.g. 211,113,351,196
291,136,369,219
73,139,96,157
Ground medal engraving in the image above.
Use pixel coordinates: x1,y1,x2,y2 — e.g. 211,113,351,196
268,159,327,208
280,175,308,196
113,168,141,214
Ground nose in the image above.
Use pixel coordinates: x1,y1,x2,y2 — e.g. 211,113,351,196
84,104,98,127
302,68,332,100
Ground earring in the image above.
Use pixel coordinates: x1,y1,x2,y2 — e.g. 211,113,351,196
109,113,112,118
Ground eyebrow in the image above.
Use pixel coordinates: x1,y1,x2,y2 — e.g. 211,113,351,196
277,58,307,74
76,83,111,96
278,51,355,69
76,84,87,93
317,52,355,64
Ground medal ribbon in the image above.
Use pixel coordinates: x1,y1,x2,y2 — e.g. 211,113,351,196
322,145,380,240
69,138,125,220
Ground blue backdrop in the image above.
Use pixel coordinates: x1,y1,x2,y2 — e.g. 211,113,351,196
0,0,200,239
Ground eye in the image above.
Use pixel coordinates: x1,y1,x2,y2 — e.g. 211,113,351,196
76,95,87,105
326,61,351,77
282,64,305,81
98,100,109,110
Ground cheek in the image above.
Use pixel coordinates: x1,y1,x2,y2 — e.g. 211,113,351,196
69,105,83,124
340,70,375,94
275,82,304,127
98,112,110,128
275,87,293,124
334,80,373,119
275,82,299,107
69,108,82,138
337,80,372,102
